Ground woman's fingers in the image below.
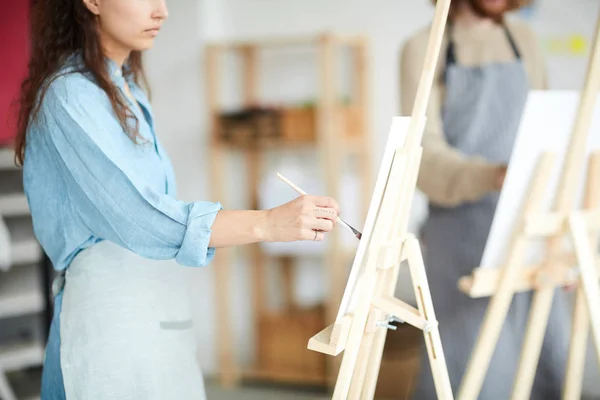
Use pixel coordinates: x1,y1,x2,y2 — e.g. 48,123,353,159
312,206,338,223
299,214,333,233
312,218,334,232
311,196,341,215
293,195,341,241
301,229,325,241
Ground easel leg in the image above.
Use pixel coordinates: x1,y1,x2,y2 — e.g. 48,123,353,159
356,265,402,400
332,270,379,400
511,286,555,400
405,236,453,399
563,152,600,400
458,240,528,400
458,153,556,400
348,325,377,400
349,236,452,399
569,214,600,391
563,286,588,399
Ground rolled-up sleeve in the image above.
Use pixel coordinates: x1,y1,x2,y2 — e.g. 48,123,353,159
39,81,222,267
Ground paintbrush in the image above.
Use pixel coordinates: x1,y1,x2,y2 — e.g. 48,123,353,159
276,173,363,240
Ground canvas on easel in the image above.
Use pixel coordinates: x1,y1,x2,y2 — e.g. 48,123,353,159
305,0,454,398
457,10,600,400
459,91,600,295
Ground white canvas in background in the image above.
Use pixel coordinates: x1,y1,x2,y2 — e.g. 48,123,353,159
481,91,600,270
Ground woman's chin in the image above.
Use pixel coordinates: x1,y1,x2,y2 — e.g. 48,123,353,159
131,38,157,52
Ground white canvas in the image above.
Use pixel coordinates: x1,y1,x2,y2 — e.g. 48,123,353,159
336,117,410,321
481,91,600,269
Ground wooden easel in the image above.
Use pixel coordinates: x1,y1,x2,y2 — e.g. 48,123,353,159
457,10,600,400
306,0,454,398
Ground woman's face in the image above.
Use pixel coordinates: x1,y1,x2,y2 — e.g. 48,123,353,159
470,0,508,18
83,0,168,54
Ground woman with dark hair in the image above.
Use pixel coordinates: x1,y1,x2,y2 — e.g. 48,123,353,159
17,1,340,398
401,0,569,399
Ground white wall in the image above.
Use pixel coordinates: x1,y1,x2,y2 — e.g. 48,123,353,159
144,1,600,393
525,0,600,89
143,0,217,374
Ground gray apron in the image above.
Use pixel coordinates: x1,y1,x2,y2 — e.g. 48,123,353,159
411,24,570,399
59,241,207,399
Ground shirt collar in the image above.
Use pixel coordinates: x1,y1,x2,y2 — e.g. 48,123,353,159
63,51,154,129
105,57,127,87
65,50,128,87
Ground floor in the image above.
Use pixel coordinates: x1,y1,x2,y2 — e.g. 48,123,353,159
6,368,330,400
206,382,329,400
11,369,600,400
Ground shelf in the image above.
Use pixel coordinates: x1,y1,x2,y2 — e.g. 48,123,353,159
0,149,17,170
7,220,42,266
214,138,315,150
208,33,365,50
11,240,42,266
0,264,44,319
214,137,366,153
214,105,365,152
0,194,29,217
0,340,45,372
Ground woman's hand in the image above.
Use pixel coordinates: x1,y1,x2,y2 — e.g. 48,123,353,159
260,195,340,242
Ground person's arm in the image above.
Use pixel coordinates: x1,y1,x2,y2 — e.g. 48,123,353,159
40,78,339,266
400,33,503,207
41,82,222,267
209,194,340,247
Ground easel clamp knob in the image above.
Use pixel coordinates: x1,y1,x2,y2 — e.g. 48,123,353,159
375,314,407,331
376,321,398,330
388,315,405,324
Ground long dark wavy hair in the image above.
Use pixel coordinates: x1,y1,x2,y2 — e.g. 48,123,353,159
14,0,149,166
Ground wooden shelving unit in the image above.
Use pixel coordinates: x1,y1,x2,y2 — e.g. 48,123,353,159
205,33,373,387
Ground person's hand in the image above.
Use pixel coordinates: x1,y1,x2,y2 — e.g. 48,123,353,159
261,195,340,242
494,165,508,191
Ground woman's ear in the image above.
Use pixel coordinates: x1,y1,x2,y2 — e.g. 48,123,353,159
82,0,101,15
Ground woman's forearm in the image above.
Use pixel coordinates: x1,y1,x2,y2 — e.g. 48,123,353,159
208,210,269,248
207,195,340,248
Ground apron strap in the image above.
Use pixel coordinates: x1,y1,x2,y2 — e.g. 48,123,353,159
503,25,522,60
443,21,522,82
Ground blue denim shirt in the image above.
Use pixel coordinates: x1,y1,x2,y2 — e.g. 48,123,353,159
24,53,222,398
